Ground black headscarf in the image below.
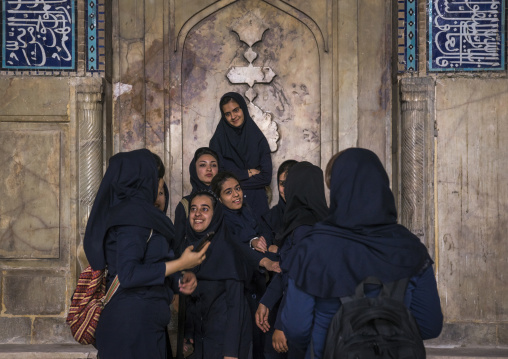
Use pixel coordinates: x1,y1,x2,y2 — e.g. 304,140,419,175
84,149,175,270
283,148,432,298
185,192,246,281
276,162,328,246
209,92,269,169
261,196,285,241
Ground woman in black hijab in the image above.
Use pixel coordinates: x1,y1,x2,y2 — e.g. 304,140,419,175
256,162,328,358
261,159,298,251
183,190,252,359
209,92,273,220
84,149,209,359
174,147,220,253
280,148,443,359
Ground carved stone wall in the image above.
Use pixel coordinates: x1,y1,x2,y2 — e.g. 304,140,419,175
0,77,76,343
399,78,435,251
0,0,441,347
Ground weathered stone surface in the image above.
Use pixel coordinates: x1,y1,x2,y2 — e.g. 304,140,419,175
0,318,32,344
426,347,508,359
0,344,97,359
33,318,75,344
428,323,498,347
4,273,66,315
0,78,69,118
498,324,508,346
0,129,61,259
436,78,508,324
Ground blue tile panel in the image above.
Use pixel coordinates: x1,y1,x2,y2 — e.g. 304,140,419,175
406,0,418,71
2,0,75,70
429,0,505,71
86,0,103,72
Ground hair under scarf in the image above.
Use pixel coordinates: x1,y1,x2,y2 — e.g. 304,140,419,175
282,148,432,298
84,149,175,270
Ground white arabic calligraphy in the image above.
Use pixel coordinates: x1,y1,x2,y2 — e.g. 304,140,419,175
433,0,502,68
4,0,72,68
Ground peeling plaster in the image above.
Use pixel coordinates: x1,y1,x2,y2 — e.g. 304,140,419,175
114,82,133,100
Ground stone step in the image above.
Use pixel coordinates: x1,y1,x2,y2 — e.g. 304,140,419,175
0,344,507,358
427,347,508,359
0,344,97,359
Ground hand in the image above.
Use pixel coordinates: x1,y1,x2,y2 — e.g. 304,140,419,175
248,168,260,177
252,236,267,253
255,303,270,332
183,338,194,354
268,245,278,253
180,242,211,270
272,329,289,353
259,258,281,273
179,272,197,295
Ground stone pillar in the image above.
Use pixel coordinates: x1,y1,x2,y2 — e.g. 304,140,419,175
77,82,104,271
399,77,435,248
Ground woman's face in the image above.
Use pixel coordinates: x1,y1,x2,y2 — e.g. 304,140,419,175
189,195,214,233
222,100,244,127
196,154,219,185
154,178,165,211
219,178,243,210
278,171,288,202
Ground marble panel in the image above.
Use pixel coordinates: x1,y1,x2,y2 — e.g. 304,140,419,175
3,272,66,315
173,0,322,207
0,78,70,118
144,0,166,158
357,0,391,163
0,129,61,259
436,78,508,322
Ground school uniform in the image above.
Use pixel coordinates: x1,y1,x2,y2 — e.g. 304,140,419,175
260,162,328,359
83,149,178,359
281,148,444,359
184,201,252,359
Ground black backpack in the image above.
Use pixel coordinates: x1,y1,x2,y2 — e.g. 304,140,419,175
321,276,426,359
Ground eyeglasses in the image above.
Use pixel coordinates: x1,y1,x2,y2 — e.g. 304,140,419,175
278,180,286,188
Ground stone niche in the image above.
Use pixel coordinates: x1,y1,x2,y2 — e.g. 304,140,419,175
169,0,334,212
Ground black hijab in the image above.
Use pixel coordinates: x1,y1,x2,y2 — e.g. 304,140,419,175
209,92,269,169
84,149,175,270
283,148,432,298
185,192,246,281
276,162,328,246
262,195,285,241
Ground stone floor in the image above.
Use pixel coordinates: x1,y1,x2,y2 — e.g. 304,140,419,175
0,345,507,359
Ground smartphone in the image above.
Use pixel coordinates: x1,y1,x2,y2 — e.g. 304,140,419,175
193,231,215,252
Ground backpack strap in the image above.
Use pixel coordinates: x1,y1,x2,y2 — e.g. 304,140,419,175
103,229,154,306
180,198,190,218
384,277,410,302
341,276,409,304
